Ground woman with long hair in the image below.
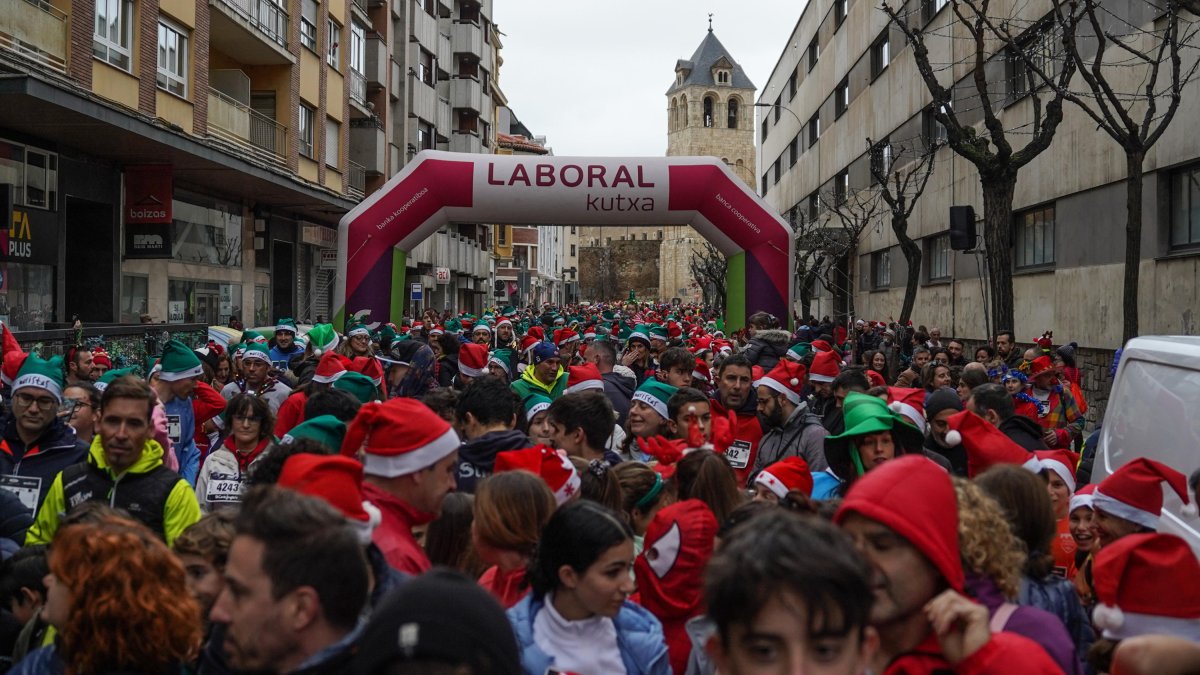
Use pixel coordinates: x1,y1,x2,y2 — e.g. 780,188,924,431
16,518,201,674
424,492,483,577
386,340,439,399
508,500,669,675
673,449,743,526
613,462,675,555
473,472,557,608
195,394,275,512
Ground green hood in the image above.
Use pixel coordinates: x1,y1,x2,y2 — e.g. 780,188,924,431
87,434,167,477
824,392,924,475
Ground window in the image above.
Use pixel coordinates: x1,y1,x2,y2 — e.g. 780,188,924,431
571,225,576,234
808,112,820,145
789,135,799,168
923,105,949,144
1014,205,1056,268
1007,23,1062,99
835,78,849,117
807,193,819,223
762,174,770,196
870,139,892,181
417,121,433,150
417,49,434,86
924,0,949,22
716,70,729,84
703,96,714,128
834,169,848,205
0,142,59,211
773,95,782,123
926,234,951,280
727,98,738,128
835,0,848,26
872,249,892,289
327,18,341,68
871,33,891,78
761,117,769,142
1170,163,1200,247
94,0,133,70
156,19,188,97
350,22,365,75
773,158,781,185
787,72,797,101
299,104,315,158
808,38,819,72
570,244,576,256
301,0,317,50
324,118,339,167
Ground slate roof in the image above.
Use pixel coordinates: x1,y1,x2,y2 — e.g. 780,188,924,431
666,30,756,94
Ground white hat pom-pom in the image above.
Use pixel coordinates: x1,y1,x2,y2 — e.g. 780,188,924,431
1092,604,1125,632
790,377,799,386
1181,500,1198,518
944,429,962,446
888,402,902,413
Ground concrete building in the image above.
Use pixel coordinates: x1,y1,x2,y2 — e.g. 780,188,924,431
758,0,1200,349
578,27,757,304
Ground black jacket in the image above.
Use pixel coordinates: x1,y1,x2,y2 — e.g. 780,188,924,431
602,371,634,428
742,330,791,371
999,414,1049,451
0,415,89,516
456,429,531,493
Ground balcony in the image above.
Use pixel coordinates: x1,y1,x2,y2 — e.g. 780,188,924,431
349,0,367,18
208,0,294,65
207,87,287,166
436,97,451,138
365,35,386,87
410,0,438,47
347,160,366,199
436,33,451,79
450,130,482,154
450,76,482,114
0,0,68,75
348,69,367,108
451,20,483,60
350,118,386,175
410,77,436,123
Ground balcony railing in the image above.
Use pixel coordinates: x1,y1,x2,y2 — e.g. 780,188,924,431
212,0,287,48
349,69,367,105
347,161,366,198
350,0,366,13
207,87,287,166
0,0,68,74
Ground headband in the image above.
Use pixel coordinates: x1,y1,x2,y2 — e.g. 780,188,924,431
634,473,665,510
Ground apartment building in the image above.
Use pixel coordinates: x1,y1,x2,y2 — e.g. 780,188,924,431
759,0,1200,349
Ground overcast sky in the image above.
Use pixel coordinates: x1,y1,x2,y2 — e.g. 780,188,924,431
493,1,805,157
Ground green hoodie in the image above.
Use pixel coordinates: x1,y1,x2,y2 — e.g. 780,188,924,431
27,435,201,547
510,364,568,401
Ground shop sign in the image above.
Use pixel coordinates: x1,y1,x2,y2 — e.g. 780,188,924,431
435,267,450,283
124,166,173,224
124,222,173,259
0,207,59,265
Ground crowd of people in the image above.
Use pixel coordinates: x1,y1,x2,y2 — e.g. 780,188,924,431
0,304,1194,675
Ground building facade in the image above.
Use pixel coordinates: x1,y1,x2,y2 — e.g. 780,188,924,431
758,0,1200,349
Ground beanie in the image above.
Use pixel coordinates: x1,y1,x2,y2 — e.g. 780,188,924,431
91,346,113,370
808,350,841,383
306,323,340,355
758,360,807,405
924,387,964,419
943,409,1041,478
277,454,382,546
755,456,814,499
835,455,964,592
341,398,459,477
565,363,604,394
632,380,677,420
312,352,351,384
12,354,65,402
530,342,560,366
157,339,204,382
1091,533,1200,642
334,372,379,404
458,343,489,378
494,445,580,505
1093,458,1190,530
281,414,348,451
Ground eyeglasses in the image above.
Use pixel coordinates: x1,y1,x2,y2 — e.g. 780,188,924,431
59,398,93,415
14,392,58,411
232,415,263,425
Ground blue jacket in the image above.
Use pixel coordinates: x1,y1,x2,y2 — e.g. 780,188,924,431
162,396,199,487
0,415,88,517
508,594,670,675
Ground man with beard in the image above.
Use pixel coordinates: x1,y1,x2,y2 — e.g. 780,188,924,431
708,354,762,487
752,359,828,475
924,387,966,475
968,383,1047,452
493,316,517,350
995,329,1024,370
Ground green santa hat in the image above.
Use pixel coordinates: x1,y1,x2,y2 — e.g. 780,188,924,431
274,317,298,334
346,321,371,338
785,343,812,362
305,323,340,355
157,339,204,382
522,392,552,423
489,348,517,379
627,325,651,347
280,414,347,451
333,371,378,404
95,366,136,393
501,306,517,318
12,354,65,402
242,330,267,344
631,379,677,420
241,342,271,364
648,325,670,342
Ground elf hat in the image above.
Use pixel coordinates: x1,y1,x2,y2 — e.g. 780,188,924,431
277,454,382,546
156,339,204,382
627,325,652,347
1091,533,1200,642
341,398,460,478
241,343,271,364
280,414,348,451
565,363,604,394
488,348,516,379
350,356,384,386
784,342,812,362
553,328,579,347
275,317,298,335
755,456,814,499
95,366,136,392
458,343,489,378
1036,448,1081,493
1093,458,1190,530
91,346,112,370
1,324,27,386
522,393,552,422
346,321,371,338
691,359,711,384
943,409,1042,478
305,323,340,355
312,352,352,384
12,354,65,402
887,387,927,434
494,445,581,506
809,350,841,383
632,380,677,420
1069,483,1097,515
648,325,669,342
334,372,379,404
472,323,492,335
242,330,267,344
758,360,807,405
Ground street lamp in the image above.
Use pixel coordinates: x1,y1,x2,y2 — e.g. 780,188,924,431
753,102,803,127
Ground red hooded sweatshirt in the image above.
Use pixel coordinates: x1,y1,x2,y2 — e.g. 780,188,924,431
708,396,763,487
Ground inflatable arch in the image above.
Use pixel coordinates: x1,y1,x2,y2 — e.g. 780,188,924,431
334,150,793,331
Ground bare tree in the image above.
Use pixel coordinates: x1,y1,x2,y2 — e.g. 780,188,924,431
814,186,885,322
689,242,727,314
866,137,940,326
1000,0,1199,342
882,0,1079,334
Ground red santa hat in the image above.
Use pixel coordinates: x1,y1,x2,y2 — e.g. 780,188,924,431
1093,458,1191,530
757,360,807,405
565,363,604,394
1069,483,1097,514
527,326,545,341
428,325,445,336
494,445,581,506
312,351,351,384
1,324,27,386
808,350,841,383
866,370,886,387
810,339,834,353
1091,533,1200,642
350,356,384,386
518,335,540,355
458,343,489,378
691,359,710,385
277,453,382,545
1035,448,1080,493
887,387,926,434
755,456,814,499
943,409,1042,479
340,398,460,478
553,328,579,347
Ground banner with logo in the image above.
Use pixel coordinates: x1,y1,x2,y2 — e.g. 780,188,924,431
124,222,172,258
124,165,173,224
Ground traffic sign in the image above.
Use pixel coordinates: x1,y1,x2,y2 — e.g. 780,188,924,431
410,283,423,301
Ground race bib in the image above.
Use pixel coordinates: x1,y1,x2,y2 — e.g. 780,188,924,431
0,475,41,517
725,440,752,469
205,472,244,503
166,414,182,444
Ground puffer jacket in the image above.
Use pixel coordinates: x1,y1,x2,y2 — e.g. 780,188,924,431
752,402,829,474
0,415,89,517
508,594,670,675
741,329,792,370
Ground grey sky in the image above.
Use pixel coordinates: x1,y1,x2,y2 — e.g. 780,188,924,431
493,1,805,157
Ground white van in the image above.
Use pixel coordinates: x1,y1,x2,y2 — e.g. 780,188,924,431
1092,336,1200,555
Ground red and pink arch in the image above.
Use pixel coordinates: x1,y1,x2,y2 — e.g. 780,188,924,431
334,151,793,330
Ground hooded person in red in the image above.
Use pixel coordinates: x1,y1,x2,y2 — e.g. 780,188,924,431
835,455,1065,674
633,499,717,675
